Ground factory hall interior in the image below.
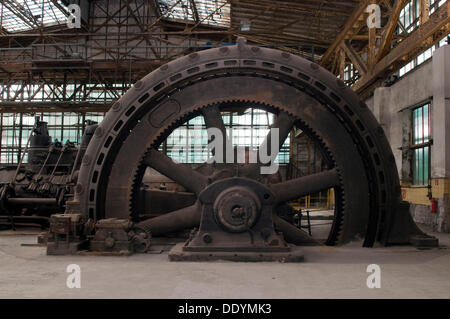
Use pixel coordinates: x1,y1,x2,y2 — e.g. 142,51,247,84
0,0,449,300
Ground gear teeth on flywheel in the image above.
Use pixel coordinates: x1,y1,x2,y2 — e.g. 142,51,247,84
128,100,346,245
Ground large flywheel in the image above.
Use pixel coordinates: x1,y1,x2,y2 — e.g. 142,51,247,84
68,38,429,248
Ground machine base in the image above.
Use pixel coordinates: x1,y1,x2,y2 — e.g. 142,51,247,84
47,240,88,255
409,235,439,247
168,242,304,262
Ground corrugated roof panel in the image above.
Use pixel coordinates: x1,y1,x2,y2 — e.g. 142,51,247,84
158,0,231,28
0,0,67,33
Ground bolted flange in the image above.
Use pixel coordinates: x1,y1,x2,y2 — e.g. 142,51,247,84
171,177,300,261
213,186,261,233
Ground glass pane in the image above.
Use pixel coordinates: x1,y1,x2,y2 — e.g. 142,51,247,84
414,149,419,185
413,108,418,144
419,149,422,184
163,108,290,164
423,146,429,183
418,106,423,143
423,104,430,142
413,103,432,146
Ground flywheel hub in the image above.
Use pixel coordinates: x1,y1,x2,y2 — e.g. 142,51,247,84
213,186,261,233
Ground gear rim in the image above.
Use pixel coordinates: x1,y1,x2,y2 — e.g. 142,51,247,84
70,40,403,247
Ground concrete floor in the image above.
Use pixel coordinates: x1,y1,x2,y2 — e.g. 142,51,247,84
0,225,449,299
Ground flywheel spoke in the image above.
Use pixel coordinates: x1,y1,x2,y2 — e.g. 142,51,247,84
135,201,201,237
202,105,228,140
202,105,232,163
143,149,208,195
239,111,295,178
260,111,295,160
270,168,340,204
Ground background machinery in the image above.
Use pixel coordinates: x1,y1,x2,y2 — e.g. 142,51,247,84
0,119,97,229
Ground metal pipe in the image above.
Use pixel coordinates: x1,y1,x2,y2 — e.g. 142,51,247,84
135,202,201,237
7,198,57,205
34,147,53,181
0,222,44,228
12,123,34,184
49,146,66,178
69,146,84,182
0,215,49,221
272,214,320,246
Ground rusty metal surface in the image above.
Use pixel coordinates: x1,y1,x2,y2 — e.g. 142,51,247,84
46,213,87,255
69,38,432,248
90,218,151,253
176,178,291,255
169,242,304,262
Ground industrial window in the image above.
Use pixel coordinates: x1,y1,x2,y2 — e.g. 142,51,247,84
0,0,68,33
430,0,447,14
162,108,290,165
412,103,432,185
343,64,359,85
0,112,105,164
0,83,128,104
397,0,450,77
157,0,230,28
398,32,449,77
398,0,419,34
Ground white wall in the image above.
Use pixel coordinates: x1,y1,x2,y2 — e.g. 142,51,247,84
366,52,435,178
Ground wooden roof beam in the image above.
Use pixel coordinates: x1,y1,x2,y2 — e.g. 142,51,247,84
341,40,368,74
377,0,408,62
353,1,450,94
320,0,372,67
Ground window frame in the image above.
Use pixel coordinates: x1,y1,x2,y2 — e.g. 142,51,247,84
410,101,433,186
0,111,105,165
160,108,290,165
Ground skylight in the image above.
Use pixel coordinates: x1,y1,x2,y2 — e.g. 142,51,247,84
0,0,68,33
158,0,230,28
